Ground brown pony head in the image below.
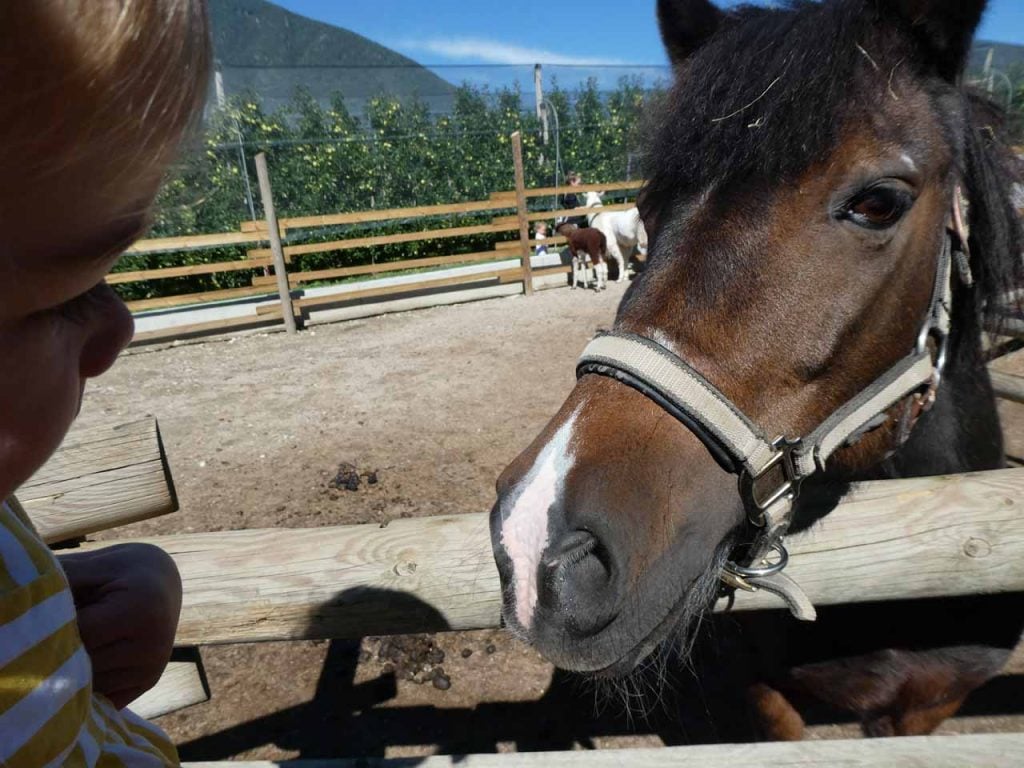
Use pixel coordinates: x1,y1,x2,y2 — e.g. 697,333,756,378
491,0,1018,675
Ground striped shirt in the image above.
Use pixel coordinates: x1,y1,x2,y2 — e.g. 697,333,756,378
0,498,179,767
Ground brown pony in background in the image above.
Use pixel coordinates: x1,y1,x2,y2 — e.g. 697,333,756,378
567,227,610,290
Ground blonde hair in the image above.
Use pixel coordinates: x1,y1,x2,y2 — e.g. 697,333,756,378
0,1,210,224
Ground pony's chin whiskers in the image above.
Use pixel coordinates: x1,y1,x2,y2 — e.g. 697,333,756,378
584,539,733,721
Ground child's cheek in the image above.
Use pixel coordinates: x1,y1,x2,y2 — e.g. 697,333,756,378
0,323,83,499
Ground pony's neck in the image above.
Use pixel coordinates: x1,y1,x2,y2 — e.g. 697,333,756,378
791,284,1001,533
868,286,1003,480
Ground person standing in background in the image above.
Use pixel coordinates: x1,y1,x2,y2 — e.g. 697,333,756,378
555,172,587,236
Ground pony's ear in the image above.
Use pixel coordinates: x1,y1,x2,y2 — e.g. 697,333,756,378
885,0,987,80
657,0,724,66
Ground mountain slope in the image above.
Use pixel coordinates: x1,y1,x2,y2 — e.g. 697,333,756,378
969,41,1024,76
210,0,455,111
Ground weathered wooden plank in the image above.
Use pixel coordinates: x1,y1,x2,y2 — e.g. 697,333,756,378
240,199,515,233
987,316,1024,339
491,202,635,227
491,180,645,201
183,733,1024,767
502,265,571,284
991,370,1024,404
249,251,505,288
130,310,284,346
19,418,177,544
107,258,273,285
86,469,1024,647
255,269,524,317
130,650,209,720
126,231,268,254
248,222,519,261
495,236,567,250
127,285,276,313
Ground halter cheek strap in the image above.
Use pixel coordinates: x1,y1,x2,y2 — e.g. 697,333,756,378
576,202,968,621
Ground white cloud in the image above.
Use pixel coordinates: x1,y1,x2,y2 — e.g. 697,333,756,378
397,37,630,67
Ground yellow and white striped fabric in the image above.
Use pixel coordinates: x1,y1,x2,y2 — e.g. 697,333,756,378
0,498,178,767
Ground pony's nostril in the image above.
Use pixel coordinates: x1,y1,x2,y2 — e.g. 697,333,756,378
542,529,618,637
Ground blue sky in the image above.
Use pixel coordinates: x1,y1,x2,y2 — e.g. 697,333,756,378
274,0,1024,64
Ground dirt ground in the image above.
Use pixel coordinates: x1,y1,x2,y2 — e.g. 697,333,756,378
73,281,1024,760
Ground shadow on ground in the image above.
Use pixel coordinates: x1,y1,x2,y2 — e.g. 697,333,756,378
177,589,1024,761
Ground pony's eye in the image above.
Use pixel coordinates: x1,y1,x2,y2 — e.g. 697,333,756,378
840,186,914,230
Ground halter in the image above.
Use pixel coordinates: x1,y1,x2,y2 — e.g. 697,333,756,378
576,194,972,621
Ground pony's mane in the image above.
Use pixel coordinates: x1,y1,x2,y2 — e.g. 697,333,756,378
961,93,1024,333
641,0,1022,330
643,1,877,197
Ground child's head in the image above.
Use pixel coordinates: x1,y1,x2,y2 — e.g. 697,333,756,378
536,221,548,235
0,0,210,500
567,172,581,186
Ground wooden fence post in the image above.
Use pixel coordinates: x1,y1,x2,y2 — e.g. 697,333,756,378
511,132,534,296
254,153,298,334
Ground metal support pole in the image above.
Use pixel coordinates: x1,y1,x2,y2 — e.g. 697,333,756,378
254,153,297,334
534,64,544,121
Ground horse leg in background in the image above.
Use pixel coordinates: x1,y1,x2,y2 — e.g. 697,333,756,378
597,231,610,290
595,257,608,290
606,238,626,282
748,683,806,741
567,241,583,290
753,645,1010,739
581,254,594,290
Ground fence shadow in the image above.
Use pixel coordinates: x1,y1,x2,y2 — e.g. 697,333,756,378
176,589,1024,761
175,587,728,761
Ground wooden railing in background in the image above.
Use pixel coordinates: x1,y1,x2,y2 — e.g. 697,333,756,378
118,133,645,343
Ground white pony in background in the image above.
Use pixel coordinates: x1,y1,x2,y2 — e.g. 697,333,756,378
583,191,648,282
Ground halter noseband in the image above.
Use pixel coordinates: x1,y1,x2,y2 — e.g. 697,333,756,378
576,195,971,621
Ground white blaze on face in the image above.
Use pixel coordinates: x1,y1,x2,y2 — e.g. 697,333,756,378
900,153,918,174
500,412,577,631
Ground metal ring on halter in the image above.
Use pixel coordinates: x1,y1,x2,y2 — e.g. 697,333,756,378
916,324,949,395
725,542,789,579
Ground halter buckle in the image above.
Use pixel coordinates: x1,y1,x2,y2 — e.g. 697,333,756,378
739,437,802,528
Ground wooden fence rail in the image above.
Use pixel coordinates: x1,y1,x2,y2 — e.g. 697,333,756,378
19,417,177,544
249,250,509,288
118,139,643,332
239,199,517,234
18,417,202,720
246,221,520,261
124,231,269,255
255,267,528,318
992,370,1024,404
490,179,644,201
183,733,1024,768
107,257,273,285
83,469,1024,647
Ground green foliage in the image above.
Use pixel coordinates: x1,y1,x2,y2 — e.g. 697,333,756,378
119,80,658,302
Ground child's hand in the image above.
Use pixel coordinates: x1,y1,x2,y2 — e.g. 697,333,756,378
58,543,182,710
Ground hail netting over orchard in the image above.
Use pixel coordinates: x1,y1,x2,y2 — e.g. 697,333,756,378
153,75,667,233
128,77,661,303
117,0,667,304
